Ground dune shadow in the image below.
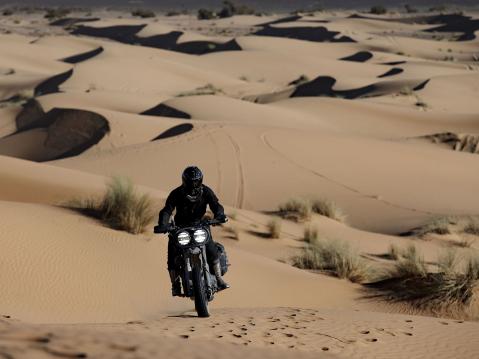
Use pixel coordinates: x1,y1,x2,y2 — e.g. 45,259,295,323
257,15,302,27
378,67,403,78
152,123,193,141
61,46,104,64
71,24,242,55
34,69,73,96
292,76,376,99
141,103,191,119
349,13,479,41
382,60,407,66
340,51,373,62
246,229,271,239
4,102,111,161
50,17,100,27
253,25,355,43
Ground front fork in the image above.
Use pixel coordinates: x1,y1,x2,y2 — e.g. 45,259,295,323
183,247,214,300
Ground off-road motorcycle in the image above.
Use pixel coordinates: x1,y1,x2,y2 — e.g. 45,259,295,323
154,218,229,317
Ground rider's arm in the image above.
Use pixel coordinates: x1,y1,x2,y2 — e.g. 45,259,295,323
205,186,225,220
158,191,176,227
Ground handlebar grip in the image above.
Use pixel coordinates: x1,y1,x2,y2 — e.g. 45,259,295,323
154,225,165,234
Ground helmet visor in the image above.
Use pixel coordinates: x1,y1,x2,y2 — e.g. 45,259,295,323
184,179,202,196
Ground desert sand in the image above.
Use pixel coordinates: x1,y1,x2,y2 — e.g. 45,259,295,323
0,5,479,359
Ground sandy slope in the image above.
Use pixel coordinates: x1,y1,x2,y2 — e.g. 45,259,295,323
1,7,479,359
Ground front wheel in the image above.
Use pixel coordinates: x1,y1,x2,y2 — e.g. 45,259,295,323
192,265,209,317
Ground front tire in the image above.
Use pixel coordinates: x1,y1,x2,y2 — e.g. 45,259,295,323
192,265,209,318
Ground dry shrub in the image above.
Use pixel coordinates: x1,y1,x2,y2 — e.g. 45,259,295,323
463,218,479,235
279,198,312,222
311,199,346,222
370,5,387,14
293,238,371,283
131,9,155,18
456,237,477,248
224,225,240,240
394,244,428,278
399,86,413,96
387,243,400,260
266,218,282,239
288,74,310,86
176,84,223,97
366,247,479,319
410,216,454,237
70,177,155,234
303,225,319,244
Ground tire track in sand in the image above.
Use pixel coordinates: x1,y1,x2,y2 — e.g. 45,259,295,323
260,132,436,216
224,131,246,209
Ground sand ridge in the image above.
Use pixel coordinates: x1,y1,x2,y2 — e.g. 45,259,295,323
0,7,479,359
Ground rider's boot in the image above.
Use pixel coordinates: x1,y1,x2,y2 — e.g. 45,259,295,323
169,270,182,297
213,261,230,291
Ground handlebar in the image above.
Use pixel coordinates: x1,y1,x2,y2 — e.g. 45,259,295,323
154,217,227,234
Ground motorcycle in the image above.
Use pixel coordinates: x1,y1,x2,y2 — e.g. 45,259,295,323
154,218,228,317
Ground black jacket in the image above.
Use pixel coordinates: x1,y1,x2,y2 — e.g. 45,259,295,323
158,185,225,227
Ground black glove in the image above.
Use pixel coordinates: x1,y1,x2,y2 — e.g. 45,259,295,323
215,214,228,224
154,225,169,234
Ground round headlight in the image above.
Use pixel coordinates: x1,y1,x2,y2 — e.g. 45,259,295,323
177,231,191,245
193,229,208,243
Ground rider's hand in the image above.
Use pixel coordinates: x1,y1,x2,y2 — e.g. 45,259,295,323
215,214,228,224
154,225,169,234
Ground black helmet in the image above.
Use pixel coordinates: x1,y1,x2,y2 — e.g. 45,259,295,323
182,166,203,202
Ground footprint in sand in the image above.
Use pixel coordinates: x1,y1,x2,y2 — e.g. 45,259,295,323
360,330,370,335
439,321,449,325
366,338,378,342
405,319,413,323
180,335,189,339
322,347,330,351
34,336,52,344
402,332,413,336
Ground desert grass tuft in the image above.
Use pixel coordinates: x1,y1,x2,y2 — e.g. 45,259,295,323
463,217,479,235
303,225,319,244
69,176,155,234
279,198,312,222
398,86,413,96
393,244,428,278
387,243,400,260
293,238,371,283
288,74,310,86
366,247,479,319
437,249,459,275
266,218,282,239
311,198,346,222
409,216,454,238
224,225,240,240
456,237,477,248
176,84,223,97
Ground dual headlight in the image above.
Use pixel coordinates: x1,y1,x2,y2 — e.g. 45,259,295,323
177,229,208,246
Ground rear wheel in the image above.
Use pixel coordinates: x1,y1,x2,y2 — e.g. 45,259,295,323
192,265,209,317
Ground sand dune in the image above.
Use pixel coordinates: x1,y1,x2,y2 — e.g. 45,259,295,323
0,7,479,359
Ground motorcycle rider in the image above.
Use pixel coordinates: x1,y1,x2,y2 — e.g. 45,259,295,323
157,166,230,296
